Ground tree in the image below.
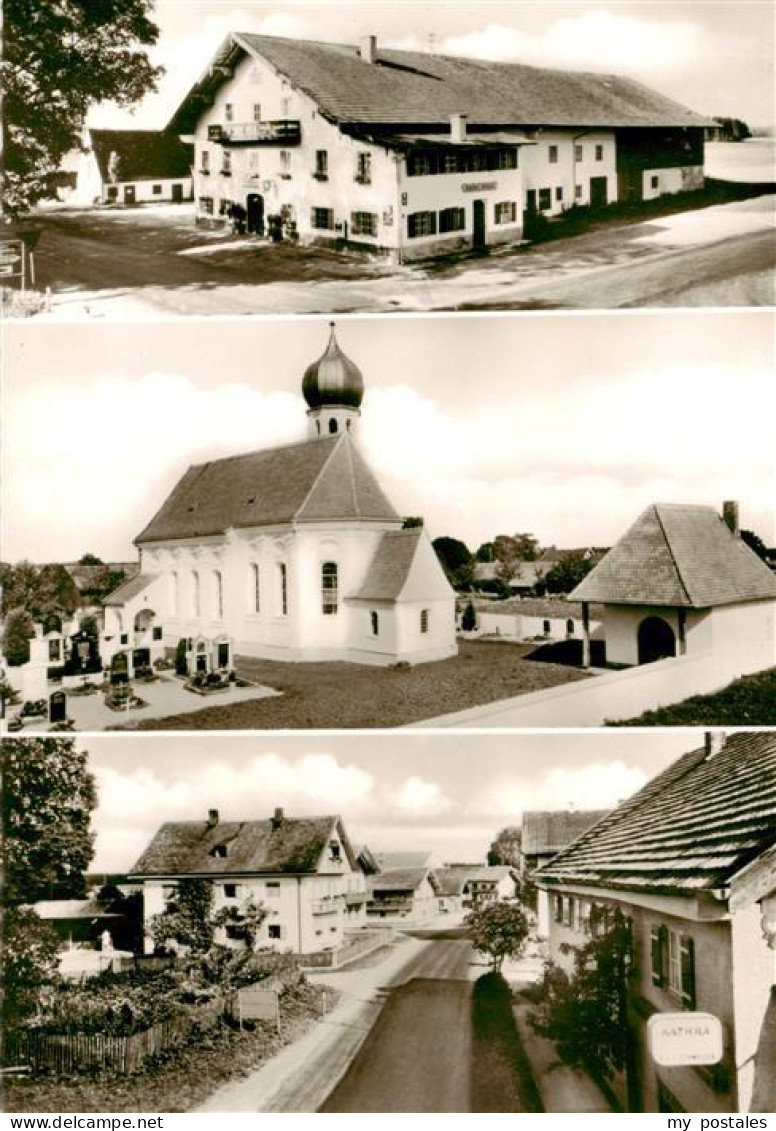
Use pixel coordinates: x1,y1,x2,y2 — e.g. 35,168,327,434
475,541,497,562
461,601,477,632
1,737,96,904
432,536,474,589
493,533,539,586
543,551,595,595
78,553,104,566
741,529,769,562
81,566,126,604
1,906,60,1024
150,879,215,954
212,899,268,949
402,516,424,529
2,607,35,665
466,899,530,971
0,561,40,615
35,564,81,618
3,1,162,216
530,907,633,1083
487,826,522,868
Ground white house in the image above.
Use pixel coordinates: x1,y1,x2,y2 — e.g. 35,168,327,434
570,501,776,670
102,325,457,669
129,807,368,956
366,867,439,923
167,31,709,259
535,731,776,1114
64,129,194,207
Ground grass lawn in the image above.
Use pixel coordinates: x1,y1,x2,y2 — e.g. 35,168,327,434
611,667,776,726
125,639,589,730
4,982,330,1114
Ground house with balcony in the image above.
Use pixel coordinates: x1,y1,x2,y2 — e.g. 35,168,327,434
434,864,519,914
167,31,709,260
366,867,440,923
535,731,776,1113
129,806,367,956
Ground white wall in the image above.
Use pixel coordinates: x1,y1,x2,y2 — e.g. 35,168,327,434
522,131,617,213
101,178,193,205
642,164,704,200
732,902,776,1113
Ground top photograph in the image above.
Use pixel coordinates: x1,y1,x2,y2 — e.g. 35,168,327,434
2,0,774,319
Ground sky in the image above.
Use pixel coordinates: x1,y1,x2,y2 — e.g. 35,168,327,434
4,311,773,562
80,729,696,873
89,1,775,130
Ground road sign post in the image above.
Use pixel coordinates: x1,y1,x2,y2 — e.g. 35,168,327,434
236,985,281,1034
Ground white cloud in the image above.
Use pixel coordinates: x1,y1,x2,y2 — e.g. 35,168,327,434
470,761,648,820
390,776,453,818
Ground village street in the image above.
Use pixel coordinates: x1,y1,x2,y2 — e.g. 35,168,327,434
25,188,775,319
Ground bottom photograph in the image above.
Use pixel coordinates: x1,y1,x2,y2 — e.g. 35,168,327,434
2,730,775,1115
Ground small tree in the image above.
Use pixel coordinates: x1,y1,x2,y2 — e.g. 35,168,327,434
175,637,188,677
150,878,215,954
530,907,633,1083
2,607,35,665
1,907,60,1025
212,899,268,949
461,601,477,632
78,553,104,566
543,551,595,595
487,827,522,868
466,899,530,972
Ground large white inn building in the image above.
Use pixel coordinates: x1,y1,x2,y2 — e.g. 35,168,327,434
168,32,710,260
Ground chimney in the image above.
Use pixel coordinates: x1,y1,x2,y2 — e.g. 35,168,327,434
272,806,284,830
450,113,468,143
207,808,219,827
704,730,726,758
359,35,377,64
722,500,739,537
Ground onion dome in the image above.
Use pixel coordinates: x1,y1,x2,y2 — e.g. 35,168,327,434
302,323,364,410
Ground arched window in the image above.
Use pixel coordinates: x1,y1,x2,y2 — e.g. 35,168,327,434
170,571,179,616
250,563,260,613
328,417,338,434
566,618,575,635
278,563,288,615
370,611,379,636
191,571,201,617
420,608,429,634
322,562,338,615
213,570,223,619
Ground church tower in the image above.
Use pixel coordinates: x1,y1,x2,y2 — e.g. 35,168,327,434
302,323,364,439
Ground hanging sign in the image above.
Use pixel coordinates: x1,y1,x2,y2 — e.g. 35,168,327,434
648,1012,723,1066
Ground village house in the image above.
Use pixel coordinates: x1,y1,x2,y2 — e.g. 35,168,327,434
535,731,776,1114
366,867,439,923
167,31,709,259
570,501,776,670
522,808,610,935
129,807,368,956
433,863,518,915
101,324,456,673
61,129,194,207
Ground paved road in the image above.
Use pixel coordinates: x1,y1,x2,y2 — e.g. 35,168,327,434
320,932,476,1112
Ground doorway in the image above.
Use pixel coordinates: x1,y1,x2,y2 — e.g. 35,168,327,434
472,199,486,249
171,183,183,203
123,185,136,206
589,176,608,208
247,193,265,235
637,616,676,664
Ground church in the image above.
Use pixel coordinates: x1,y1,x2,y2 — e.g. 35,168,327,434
102,326,457,670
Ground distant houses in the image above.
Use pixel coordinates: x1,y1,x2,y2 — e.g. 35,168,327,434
60,128,194,207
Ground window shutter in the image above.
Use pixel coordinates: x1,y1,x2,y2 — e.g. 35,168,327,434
650,925,667,987
680,934,696,1009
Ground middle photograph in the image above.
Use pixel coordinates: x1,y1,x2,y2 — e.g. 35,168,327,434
4,310,774,731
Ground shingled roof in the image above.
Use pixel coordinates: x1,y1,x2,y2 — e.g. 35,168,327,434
353,529,423,600
536,732,776,897
170,33,710,132
367,867,437,893
102,572,157,606
571,504,776,608
135,435,400,544
522,810,611,857
89,129,193,182
130,813,353,877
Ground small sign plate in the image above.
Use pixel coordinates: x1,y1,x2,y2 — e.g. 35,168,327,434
238,986,279,1022
648,1011,723,1067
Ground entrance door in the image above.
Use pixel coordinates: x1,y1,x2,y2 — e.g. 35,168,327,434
637,617,676,665
472,199,486,249
589,176,608,208
247,193,264,235
124,185,136,206
171,183,183,203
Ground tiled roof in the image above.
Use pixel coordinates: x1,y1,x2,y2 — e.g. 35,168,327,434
522,810,611,856
536,732,776,896
352,529,422,600
89,129,193,182
571,504,776,608
136,435,400,544
434,868,468,897
374,850,432,870
102,572,157,605
367,867,434,893
170,33,710,131
130,814,348,876
470,596,605,620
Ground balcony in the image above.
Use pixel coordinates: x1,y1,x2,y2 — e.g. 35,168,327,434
312,896,344,915
208,120,301,146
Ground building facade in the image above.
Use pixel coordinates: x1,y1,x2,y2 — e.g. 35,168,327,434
167,32,709,260
65,129,193,207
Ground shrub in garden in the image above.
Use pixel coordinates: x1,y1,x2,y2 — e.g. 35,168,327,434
175,638,188,677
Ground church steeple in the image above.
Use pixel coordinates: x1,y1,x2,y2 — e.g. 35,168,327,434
302,323,364,439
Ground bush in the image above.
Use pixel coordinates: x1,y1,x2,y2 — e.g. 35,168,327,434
175,638,188,677
21,699,47,718
461,602,477,632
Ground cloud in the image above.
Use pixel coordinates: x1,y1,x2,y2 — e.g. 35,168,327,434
470,761,648,820
390,776,453,818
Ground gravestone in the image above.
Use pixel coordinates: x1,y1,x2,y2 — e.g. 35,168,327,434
49,689,67,723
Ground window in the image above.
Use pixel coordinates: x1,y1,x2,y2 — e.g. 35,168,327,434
563,897,574,926
407,211,437,238
170,572,179,616
221,150,231,176
356,152,372,183
407,151,433,177
574,143,583,162
668,930,696,1008
370,611,379,636
250,564,260,613
278,563,288,615
595,144,604,161
192,571,201,617
253,103,262,121
213,571,223,619
48,638,61,662
152,184,162,195
223,883,240,899
199,196,214,215
566,618,575,635
439,207,465,233
420,609,429,634
538,187,552,211
311,207,334,230
200,151,210,174
106,186,118,200
494,201,516,225
211,844,228,858
329,840,341,861
314,150,328,178
651,924,669,988
153,625,163,641
224,103,233,122
279,150,291,177
120,633,129,646
575,184,583,200
554,894,563,922
268,923,282,939
543,619,551,634
650,175,660,189
442,152,459,174
548,144,559,163
555,186,563,202
322,562,338,615
351,211,377,237
494,148,518,170
266,882,280,899
328,417,338,434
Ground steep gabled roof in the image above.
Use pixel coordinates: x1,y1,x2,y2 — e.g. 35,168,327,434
129,814,352,877
571,504,776,608
522,810,611,857
169,33,710,133
89,129,193,182
352,529,423,600
536,732,776,897
135,435,400,544
102,572,157,605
